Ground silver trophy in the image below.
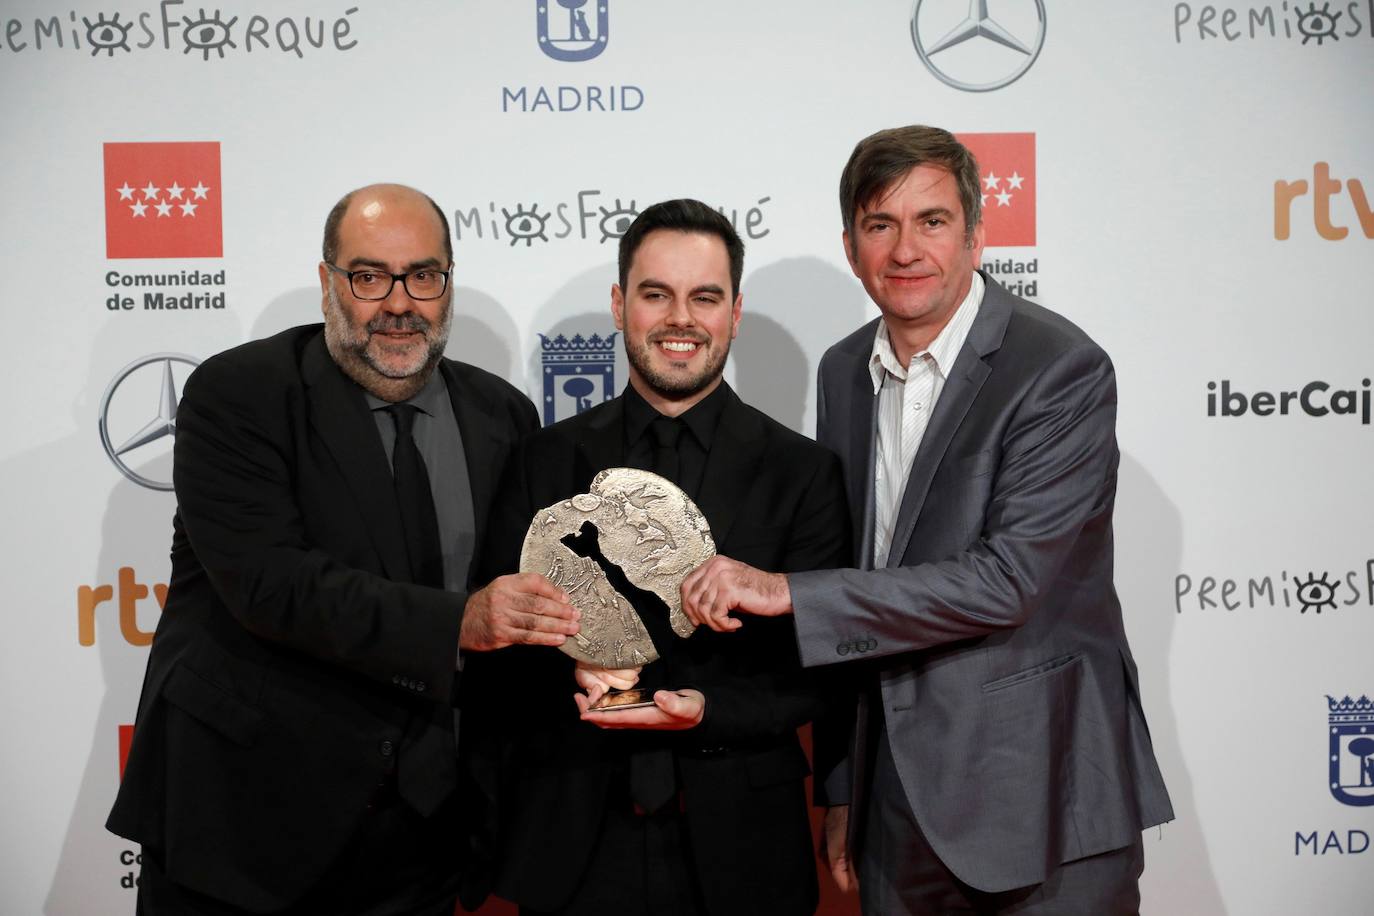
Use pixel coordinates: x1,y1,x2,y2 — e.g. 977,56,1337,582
519,468,715,709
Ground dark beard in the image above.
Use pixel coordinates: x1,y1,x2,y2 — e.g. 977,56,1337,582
323,288,449,402
624,334,729,400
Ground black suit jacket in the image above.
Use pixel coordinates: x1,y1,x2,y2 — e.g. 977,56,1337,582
106,325,537,911
471,384,850,916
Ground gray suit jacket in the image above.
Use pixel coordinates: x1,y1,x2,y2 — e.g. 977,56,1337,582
790,273,1173,893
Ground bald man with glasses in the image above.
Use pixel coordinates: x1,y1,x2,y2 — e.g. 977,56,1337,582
109,183,576,916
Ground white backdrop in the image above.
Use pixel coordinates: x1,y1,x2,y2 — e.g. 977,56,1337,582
2,1,1372,913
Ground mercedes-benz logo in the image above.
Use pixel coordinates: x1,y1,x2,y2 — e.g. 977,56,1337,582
911,0,1046,93
98,353,200,491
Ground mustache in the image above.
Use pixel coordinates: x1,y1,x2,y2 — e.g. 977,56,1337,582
367,312,432,334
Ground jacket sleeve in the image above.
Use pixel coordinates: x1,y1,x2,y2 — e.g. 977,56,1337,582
789,342,1119,668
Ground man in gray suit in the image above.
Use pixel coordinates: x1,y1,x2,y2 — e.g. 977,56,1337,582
682,125,1173,914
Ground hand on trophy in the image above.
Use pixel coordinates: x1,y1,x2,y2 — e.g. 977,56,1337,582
680,555,794,632
573,661,641,706
459,573,578,651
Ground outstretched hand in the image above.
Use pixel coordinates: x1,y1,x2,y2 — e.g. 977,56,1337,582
680,555,793,633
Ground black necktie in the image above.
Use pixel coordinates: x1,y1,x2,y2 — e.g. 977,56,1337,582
387,404,444,588
629,415,684,814
385,404,456,815
649,416,682,485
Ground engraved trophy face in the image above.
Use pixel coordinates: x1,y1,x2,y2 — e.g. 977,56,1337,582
519,468,715,668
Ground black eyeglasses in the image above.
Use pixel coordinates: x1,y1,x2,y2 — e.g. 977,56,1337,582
325,262,451,301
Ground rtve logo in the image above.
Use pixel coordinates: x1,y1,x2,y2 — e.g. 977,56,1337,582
1274,162,1373,240
77,567,166,646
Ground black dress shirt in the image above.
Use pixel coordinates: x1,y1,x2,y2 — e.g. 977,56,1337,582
620,381,730,502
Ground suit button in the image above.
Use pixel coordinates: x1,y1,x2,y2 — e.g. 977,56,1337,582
379,739,395,757
415,681,426,692
392,675,401,684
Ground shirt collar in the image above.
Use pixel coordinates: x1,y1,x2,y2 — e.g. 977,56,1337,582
868,271,984,394
364,366,448,416
623,380,730,453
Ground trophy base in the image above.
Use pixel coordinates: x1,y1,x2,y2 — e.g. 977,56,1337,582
590,688,658,711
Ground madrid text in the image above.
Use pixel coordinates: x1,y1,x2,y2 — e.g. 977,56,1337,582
1294,830,1369,855
105,270,227,311
980,257,1038,300
502,85,644,113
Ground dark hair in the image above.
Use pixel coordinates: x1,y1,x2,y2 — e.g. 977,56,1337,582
618,199,745,298
839,125,982,243
321,186,453,266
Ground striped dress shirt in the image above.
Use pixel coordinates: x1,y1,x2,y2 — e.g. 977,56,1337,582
869,271,984,568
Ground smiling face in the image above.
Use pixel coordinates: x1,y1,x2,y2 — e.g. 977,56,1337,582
319,185,452,401
611,229,742,416
844,163,984,363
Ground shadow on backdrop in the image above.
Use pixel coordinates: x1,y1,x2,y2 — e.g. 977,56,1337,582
447,286,519,382
736,256,870,435
1115,451,1225,914
251,286,321,341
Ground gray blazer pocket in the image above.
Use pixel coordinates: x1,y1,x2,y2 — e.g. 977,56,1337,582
162,663,264,746
980,652,1082,693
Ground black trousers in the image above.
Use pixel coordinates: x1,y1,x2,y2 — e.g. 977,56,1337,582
520,788,704,916
136,783,465,916
858,728,1144,916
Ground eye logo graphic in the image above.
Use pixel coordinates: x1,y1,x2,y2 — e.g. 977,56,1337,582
598,198,638,243
955,132,1036,247
1296,1,1343,44
541,333,617,425
1296,572,1340,613
911,0,1046,92
537,0,609,62
181,9,240,59
503,204,553,247
98,354,200,491
104,142,222,259
84,13,134,56
1328,695,1374,807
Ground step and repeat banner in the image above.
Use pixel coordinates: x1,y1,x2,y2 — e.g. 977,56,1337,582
1,2,1370,913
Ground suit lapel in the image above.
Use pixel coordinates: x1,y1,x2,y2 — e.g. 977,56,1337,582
301,334,412,582
694,386,764,550
885,274,1012,567
840,346,879,571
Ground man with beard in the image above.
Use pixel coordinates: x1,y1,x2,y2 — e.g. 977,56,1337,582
470,199,851,916
108,183,579,916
